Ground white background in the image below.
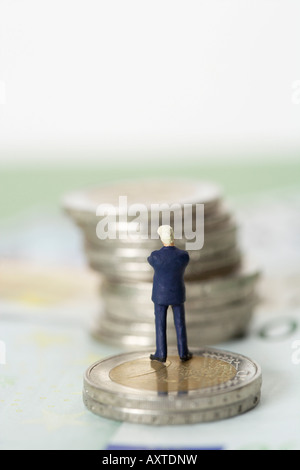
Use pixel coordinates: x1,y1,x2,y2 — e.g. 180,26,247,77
0,0,299,163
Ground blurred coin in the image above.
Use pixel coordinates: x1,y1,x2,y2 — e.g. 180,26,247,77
80,216,236,249
63,179,222,219
100,266,259,300
83,224,238,260
91,321,250,348
87,247,241,282
102,294,258,324
95,298,256,333
102,291,257,316
92,306,255,348
84,241,238,266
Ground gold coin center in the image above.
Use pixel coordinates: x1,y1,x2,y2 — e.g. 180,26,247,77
109,356,237,393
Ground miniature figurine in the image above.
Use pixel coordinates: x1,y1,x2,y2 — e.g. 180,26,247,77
147,225,193,363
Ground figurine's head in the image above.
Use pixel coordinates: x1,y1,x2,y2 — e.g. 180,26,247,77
157,225,175,246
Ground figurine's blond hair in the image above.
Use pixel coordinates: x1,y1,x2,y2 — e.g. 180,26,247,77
157,225,174,245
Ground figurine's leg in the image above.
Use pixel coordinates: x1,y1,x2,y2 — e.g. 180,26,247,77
151,303,168,361
172,304,193,361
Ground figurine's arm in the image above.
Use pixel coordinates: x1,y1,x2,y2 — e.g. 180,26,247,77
147,254,154,267
183,251,190,267
148,251,159,267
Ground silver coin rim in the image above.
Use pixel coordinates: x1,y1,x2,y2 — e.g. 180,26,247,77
83,390,261,425
63,179,222,215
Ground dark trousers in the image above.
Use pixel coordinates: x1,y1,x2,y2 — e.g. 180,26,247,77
154,303,189,359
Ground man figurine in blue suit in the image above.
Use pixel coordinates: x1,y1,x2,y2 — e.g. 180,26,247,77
148,225,193,363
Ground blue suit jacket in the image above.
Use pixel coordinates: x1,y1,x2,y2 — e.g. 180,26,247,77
147,246,190,305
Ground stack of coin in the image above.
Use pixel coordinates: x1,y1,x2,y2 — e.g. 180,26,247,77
83,348,262,425
94,266,259,347
63,179,260,348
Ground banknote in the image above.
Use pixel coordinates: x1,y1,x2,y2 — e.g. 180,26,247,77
0,209,100,325
0,260,100,326
0,208,84,266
